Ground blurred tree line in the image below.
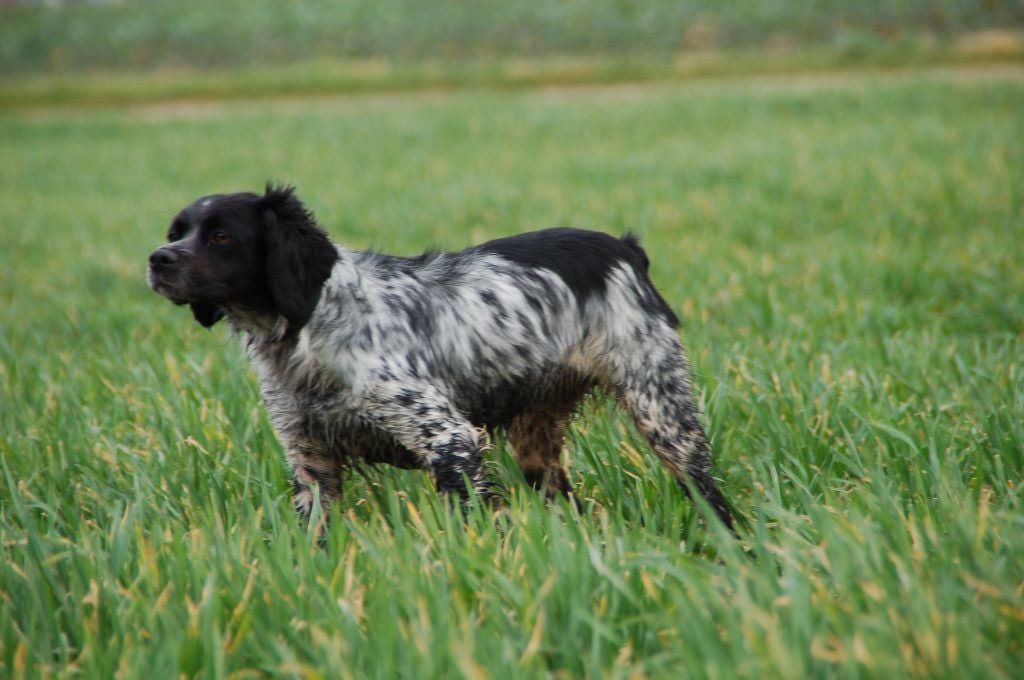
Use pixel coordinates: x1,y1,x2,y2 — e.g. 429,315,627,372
2,0,1021,74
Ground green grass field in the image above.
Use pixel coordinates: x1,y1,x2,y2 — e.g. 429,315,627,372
1,66,1023,678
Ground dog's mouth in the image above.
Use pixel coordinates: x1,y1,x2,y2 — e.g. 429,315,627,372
147,267,189,305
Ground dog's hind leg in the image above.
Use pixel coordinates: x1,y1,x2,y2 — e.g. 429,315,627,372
508,409,575,502
609,334,735,531
288,449,343,526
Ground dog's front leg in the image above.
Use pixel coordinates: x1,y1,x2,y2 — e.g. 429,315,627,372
422,425,492,507
363,383,492,507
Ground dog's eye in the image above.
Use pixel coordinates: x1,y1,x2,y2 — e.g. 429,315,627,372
209,230,232,246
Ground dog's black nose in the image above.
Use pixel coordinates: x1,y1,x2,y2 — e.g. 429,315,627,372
149,247,178,267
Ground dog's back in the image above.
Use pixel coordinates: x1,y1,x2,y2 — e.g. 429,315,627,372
335,228,679,426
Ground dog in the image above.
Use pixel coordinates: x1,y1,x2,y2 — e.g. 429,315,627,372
148,184,735,531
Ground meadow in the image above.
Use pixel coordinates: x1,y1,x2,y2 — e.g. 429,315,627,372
1,67,1023,677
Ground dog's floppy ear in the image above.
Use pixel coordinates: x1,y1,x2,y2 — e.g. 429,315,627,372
190,303,224,328
260,184,339,337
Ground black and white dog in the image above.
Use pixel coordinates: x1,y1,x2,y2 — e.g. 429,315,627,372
148,185,735,531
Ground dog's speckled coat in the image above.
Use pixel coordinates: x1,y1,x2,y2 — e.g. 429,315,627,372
148,185,734,530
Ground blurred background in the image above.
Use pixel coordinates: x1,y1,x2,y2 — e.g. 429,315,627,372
2,0,1022,105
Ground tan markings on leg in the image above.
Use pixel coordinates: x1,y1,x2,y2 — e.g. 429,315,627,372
508,410,574,500
288,450,343,522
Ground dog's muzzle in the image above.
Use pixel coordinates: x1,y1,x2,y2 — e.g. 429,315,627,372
147,246,188,302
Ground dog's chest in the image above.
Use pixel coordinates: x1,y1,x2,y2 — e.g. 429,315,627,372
246,337,419,468
262,377,422,469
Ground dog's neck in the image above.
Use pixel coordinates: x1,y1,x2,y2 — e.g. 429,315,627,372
221,245,356,341
227,244,370,358
226,306,292,345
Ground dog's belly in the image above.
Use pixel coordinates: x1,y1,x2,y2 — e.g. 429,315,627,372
454,366,595,429
304,414,425,470
263,362,594,470
332,424,425,469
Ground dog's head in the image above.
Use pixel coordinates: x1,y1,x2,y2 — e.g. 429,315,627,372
148,184,338,335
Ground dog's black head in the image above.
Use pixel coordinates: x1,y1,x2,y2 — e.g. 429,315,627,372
148,184,338,336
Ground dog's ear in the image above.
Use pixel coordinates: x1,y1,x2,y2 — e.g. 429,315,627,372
190,303,224,328
260,184,339,336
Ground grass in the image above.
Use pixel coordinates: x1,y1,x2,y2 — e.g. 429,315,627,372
1,65,1023,677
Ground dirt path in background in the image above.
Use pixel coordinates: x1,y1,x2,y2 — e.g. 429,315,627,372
18,62,1024,122
529,62,1024,104
135,62,1024,120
